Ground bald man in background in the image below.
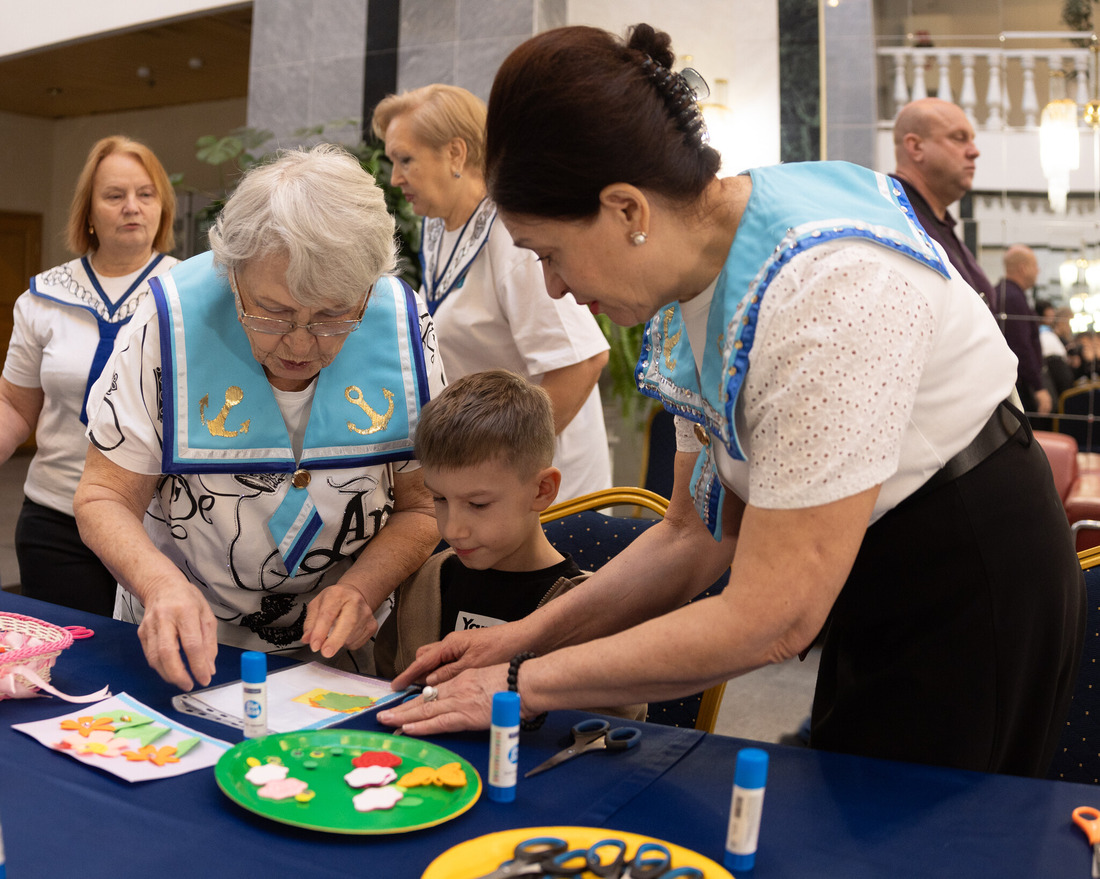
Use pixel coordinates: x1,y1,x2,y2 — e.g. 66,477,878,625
891,97,996,303
993,245,1052,415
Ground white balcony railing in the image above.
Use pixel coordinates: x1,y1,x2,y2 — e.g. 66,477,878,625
878,45,1093,129
873,42,1100,200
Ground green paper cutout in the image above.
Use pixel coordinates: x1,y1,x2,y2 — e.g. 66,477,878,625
397,795,423,808
174,737,201,758
312,692,377,713
94,710,154,731
127,723,170,747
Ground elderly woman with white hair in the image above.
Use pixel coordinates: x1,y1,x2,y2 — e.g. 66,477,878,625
73,144,444,691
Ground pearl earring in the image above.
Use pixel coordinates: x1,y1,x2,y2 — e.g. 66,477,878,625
631,231,648,246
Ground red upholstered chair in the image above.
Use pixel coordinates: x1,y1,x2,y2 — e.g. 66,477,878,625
1035,430,1079,502
1035,430,1100,552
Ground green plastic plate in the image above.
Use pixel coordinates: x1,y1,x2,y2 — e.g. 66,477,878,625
215,729,481,834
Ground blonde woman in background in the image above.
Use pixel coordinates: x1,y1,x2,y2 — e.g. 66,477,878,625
372,85,612,502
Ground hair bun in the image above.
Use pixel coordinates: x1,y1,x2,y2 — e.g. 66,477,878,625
627,23,674,69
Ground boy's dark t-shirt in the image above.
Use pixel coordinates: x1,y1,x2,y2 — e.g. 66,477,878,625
438,553,582,639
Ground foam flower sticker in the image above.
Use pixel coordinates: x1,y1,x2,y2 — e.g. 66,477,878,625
352,750,402,769
344,765,397,788
60,715,116,738
245,762,290,786
56,729,130,758
352,786,404,812
257,777,310,801
397,762,467,789
122,744,181,766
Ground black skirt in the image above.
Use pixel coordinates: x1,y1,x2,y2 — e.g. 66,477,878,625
810,421,1086,777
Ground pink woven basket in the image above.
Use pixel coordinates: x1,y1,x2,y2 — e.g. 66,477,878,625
0,611,76,699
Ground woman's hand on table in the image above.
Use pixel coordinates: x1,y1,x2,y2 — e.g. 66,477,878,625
377,665,510,734
391,623,527,690
137,576,218,691
303,582,377,658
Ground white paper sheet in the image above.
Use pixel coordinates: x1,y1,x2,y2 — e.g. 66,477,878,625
172,662,410,733
12,692,230,782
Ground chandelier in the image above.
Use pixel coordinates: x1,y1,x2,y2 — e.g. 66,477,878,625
1039,69,1080,214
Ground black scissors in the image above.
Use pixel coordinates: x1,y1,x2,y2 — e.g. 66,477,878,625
472,836,587,878
524,717,641,778
581,838,704,879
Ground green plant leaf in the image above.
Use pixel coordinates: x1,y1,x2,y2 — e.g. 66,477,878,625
195,135,245,166
597,314,649,421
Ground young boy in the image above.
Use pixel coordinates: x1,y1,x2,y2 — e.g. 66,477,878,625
373,369,643,720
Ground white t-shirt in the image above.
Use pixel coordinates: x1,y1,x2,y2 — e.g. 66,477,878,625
1039,325,1068,359
86,291,446,652
676,239,1016,523
3,255,178,515
429,218,612,501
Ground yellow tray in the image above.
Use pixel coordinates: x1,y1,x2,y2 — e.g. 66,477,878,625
422,825,735,878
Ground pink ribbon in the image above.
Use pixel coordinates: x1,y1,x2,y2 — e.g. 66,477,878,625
0,663,110,703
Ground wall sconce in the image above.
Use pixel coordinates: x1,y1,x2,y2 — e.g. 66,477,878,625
1039,69,1080,214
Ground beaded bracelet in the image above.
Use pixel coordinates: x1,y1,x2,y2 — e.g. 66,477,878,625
508,651,547,731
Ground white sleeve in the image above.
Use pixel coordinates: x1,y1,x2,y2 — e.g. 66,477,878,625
2,291,44,389
742,243,936,509
674,414,704,453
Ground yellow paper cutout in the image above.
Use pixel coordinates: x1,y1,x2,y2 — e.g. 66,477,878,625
397,762,467,789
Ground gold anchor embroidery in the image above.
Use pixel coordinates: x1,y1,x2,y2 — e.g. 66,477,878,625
346,385,395,435
199,386,251,437
662,307,681,371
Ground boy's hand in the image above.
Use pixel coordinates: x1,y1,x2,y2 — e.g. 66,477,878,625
391,625,523,689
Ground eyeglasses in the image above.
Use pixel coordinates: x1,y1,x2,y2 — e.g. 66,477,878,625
230,268,369,337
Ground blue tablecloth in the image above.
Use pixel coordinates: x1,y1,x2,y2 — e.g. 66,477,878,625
0,593,704,877
3,591,1100,878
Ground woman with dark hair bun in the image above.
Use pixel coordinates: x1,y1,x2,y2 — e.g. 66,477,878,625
381,23,1085,778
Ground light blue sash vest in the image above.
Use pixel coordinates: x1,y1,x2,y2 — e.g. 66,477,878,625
150,252,429,572
636,161,949,538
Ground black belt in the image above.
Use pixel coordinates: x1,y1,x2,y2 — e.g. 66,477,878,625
914,400,1026,499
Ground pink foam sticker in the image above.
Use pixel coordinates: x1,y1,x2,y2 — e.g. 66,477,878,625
257,777,310,801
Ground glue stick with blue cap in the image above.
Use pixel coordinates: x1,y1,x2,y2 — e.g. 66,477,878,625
725,746,768,872
241,651,268,738
488,690,520,802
